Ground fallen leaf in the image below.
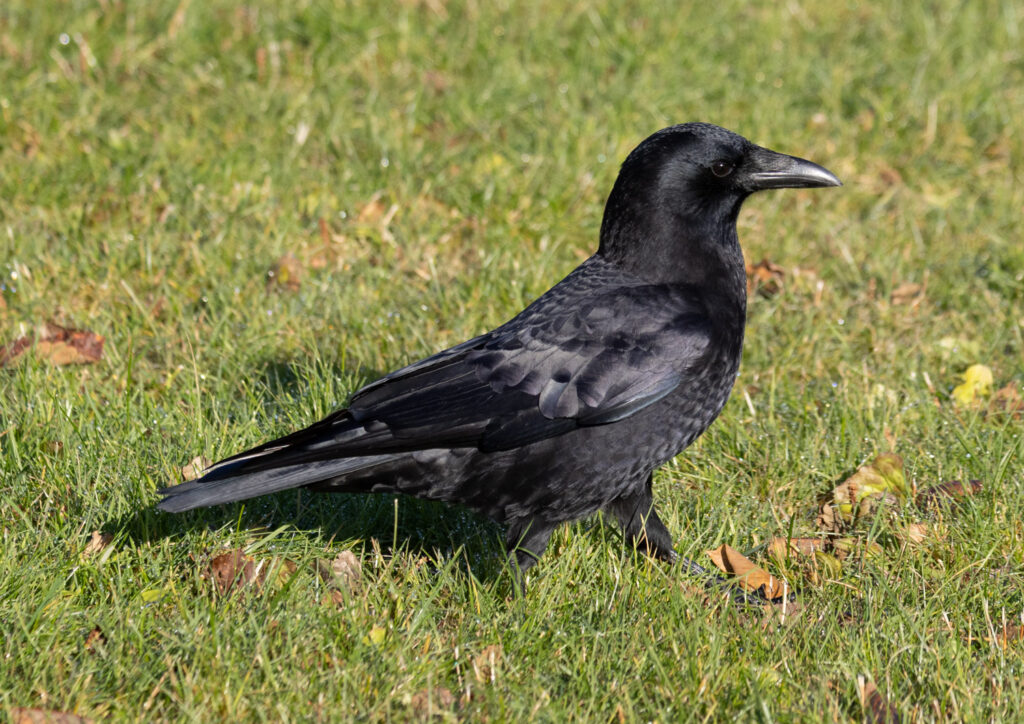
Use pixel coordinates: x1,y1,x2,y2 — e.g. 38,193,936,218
472,644,504,684
330,550,361,590
706,544,787,600
84,626,106,653
83,531,112,557
767,537,829,560
952,364,993,406
900,522,932,545
0,334,33,366
315,549,362,594
745,258,785,297
206,549,266,595
856,675,900,723
267,253,302,292
410,687,456,717
890,281,923,306
139,587,169,603
916,479,982,509
0,323,104,367
180,456,211,481
11,709,93,724
817,453,909,532
363,625,387,646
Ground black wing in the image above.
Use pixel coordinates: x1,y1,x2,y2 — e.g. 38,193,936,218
159,258,713,509
345,258,712,452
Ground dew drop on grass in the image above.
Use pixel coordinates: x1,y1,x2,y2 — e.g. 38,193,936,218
59,33,70,45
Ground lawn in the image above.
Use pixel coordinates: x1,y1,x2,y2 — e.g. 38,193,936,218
1,0,1022,721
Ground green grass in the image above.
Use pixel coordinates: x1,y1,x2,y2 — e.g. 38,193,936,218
2,0,1023,720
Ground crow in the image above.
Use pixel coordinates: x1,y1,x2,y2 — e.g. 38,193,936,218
158,123,840,585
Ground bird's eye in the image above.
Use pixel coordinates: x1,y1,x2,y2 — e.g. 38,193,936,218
710,160,734,178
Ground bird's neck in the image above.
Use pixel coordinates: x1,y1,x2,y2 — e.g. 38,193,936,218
598,208,748,330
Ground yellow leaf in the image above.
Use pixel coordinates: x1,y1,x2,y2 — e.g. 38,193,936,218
363,625,386,646
952,364,993,406
816,454,909,532
140,587,168,603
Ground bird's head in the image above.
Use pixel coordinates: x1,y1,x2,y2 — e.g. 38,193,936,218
598,123,840,282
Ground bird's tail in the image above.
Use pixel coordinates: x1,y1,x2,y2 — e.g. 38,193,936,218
156,453,399,512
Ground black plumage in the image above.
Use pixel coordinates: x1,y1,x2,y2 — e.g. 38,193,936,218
158,123,840,580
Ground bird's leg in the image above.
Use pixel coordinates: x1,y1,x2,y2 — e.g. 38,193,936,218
603,474,681,564
604,476,781,607
505,517,555,595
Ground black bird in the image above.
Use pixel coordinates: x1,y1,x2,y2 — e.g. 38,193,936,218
159,123,840,583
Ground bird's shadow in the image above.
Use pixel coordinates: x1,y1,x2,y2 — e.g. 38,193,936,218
116,356,516,585
115,490,514,584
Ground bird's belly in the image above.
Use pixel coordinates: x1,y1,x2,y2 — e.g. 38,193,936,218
455,363,738,523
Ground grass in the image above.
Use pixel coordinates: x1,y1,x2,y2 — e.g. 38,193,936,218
1,0,1023,720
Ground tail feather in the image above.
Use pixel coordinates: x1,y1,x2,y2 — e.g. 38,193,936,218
157,454,397,513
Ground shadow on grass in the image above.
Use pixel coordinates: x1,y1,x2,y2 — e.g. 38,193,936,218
115,489,517,587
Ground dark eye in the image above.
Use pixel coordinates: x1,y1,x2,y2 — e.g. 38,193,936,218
710,160,734,177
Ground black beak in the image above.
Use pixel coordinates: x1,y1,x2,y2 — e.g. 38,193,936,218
745,146,842,190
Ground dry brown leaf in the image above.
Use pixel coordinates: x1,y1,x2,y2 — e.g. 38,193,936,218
0,334,32,366
745,258,785,297
206,549,266,595
180,456,211,481
1,323,104,367
472,644,503,684
83,531,113,557
330,550,361,590
410,687,456,717
901,522,931,544
916,479,982,509
315,550,362,594
857,676,900,723
815,502,843,534
706,544,787,600
767,537,829,559
11,709,93,724
84,626,106,653
267,253,302,292
890,281,923,306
